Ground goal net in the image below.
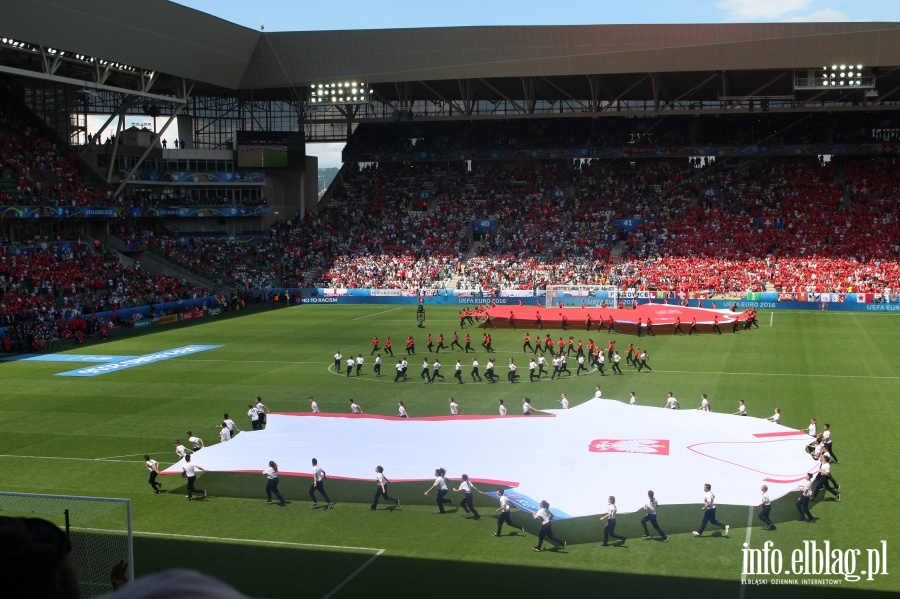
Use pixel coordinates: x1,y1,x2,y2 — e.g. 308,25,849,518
545,284,620,308
0,492,133,598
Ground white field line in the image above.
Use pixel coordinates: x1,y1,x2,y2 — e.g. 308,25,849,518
739,506,754,599
352,308,402,320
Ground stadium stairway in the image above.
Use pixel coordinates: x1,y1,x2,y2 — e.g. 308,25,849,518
135,246,230,295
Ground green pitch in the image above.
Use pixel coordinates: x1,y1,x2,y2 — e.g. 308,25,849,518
1,306,898,598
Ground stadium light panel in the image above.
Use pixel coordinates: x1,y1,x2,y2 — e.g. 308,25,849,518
308,81,373,105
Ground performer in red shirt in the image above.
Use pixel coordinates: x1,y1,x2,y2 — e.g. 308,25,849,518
370,336,380,355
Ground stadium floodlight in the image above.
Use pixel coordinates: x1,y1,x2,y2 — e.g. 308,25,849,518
795,65,875,90
308,81,373,105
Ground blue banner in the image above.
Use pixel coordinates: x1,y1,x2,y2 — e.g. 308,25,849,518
0,206,268,219
119,170,265,183
472,219,498,234
614,218,642,232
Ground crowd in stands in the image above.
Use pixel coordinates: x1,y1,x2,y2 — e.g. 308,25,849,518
138,152,900,296
0,238,210,351
0,106,112,207
4,98,900,334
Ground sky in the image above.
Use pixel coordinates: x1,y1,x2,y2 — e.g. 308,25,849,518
160,0,897,169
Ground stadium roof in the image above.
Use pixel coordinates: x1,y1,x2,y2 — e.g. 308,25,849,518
3,0,900,106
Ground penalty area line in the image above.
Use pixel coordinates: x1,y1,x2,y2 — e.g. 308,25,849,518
769,312,774,327
85,527,384,554
322,548,385,599
353,307,402,320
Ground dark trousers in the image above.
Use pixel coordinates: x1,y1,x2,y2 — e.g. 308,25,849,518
537,523,564,549
698,507,726,533
812,475,839,500
454,370,463,383
485,370,496,383
460,493,479,519
497,511,521,535
825,442,839,462
266,478,285,503
372,485,399,509
641,513,666,538
796,495,814,520
374,364,381,376
186,475,204,500
436,488,451,513
148,471,161,492
309,481,331,503
471,368,482,381
612,362,623,374
604,519,626,544
758,504,773,527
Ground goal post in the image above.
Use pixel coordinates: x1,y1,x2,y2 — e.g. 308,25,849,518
0,492,134,598
545,284,620,308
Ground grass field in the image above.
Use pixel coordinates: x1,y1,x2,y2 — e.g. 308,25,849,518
1,304,898,598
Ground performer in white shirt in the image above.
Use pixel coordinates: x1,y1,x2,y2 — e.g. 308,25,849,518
308,458,334,509
532,500,566,552
664,393,680,410
498,399,508,416
308,396,320,413
398,402,409,418
453,474,481,520
448,397,460,416
263,460,286,506
697,394,710,411
693,483,729,537
144,454,162,494
370,465,400,510
492,488,525,537
559,393,569,409
640,490,668,541
757,485,775,530
423,467,452,513
182,454,207,501
599,496,627,546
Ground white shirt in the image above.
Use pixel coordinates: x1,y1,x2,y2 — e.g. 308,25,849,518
248,407,259,421
219,428,229,443
644,497,658,515
313,465,325,482
309,400,319,413
799,478,812,496
433,360,442,371
700,398,709,411
350,402,361,414
594,389,602,399
538,356,546,366
376,472,388,486
499,403,508,416
356,356,363,365
535,507,552,525
666,396,678,409
433,476,448,490
606,502,618,520
375,356,382,366
183,462,199,477
823,429,832,442
223,418,236,432
459,480,473,493
264,466,278,479
499,495,511,512
255,402,267,414
760,492,770,506
530,360,537,369
472,359,479,368
334,352,342,362
174,444,187,458
485,361,494,371
398,404,408,418
449,401,459,415
737,403,746,415
188,436,202,449
455,361,462,371
560,396,569,409
508,362,517,372
819,461,831,476
629,393,636,406
771,412,781,424
146,458,159,472
346,358,354,369
704,491,716,508
523,401,532,414
808,422,817,437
